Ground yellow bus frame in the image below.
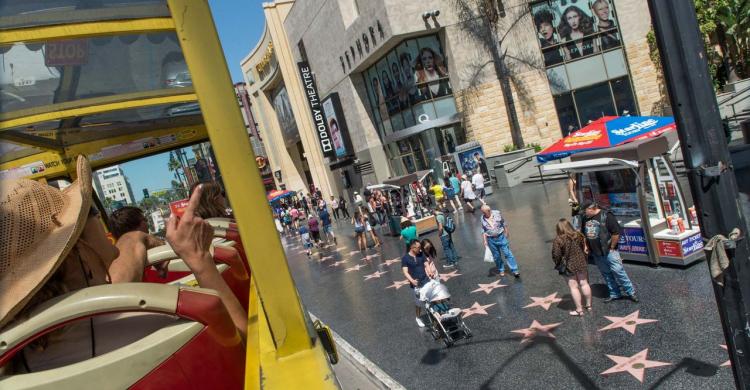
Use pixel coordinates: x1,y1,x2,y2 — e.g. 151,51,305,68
0,2,337,388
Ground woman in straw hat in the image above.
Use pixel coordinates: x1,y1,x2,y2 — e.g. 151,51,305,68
0,156,246,371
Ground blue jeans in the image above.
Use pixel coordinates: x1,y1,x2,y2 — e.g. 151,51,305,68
440,234,458,264
486,234,518,273
591,251,635,298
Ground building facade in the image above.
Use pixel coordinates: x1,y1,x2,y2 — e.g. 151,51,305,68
241,0,665,199
94,165,135,205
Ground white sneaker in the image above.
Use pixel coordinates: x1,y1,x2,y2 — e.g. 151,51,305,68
415,317,425,328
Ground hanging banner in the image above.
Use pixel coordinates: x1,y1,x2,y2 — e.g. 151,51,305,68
297,61,336,159
321,92,354,160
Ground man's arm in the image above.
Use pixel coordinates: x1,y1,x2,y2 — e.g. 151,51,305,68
402,266,418,286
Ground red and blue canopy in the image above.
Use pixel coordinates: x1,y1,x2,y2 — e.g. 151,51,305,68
267,190,296,203
536,116,676,163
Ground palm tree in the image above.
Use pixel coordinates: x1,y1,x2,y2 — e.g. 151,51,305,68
167,151,187,190
452,0,545,149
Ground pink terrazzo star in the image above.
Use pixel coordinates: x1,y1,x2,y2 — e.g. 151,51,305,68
386,280,411,290
329,260,348,267
383,258,401,266
461,302,497,318
601,349,671,383
348,250,361,256
361,254,380,262
319,255,334,262
511,320,562,344
439,270,461,282
344,264,365,273
523,292,563,310
598,310,657,335
471,280,508,295
721,345,731,367
364,270,388,280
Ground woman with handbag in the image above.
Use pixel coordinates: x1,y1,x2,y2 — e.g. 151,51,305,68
552,218,592,316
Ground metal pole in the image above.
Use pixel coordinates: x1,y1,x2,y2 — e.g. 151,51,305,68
648,1,750,387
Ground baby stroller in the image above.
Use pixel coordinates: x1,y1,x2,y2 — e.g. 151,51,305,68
419,279,472,347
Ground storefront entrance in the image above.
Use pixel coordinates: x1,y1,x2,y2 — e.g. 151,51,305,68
386,125,465,177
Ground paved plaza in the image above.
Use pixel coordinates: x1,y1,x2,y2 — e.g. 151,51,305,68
281,180,734,389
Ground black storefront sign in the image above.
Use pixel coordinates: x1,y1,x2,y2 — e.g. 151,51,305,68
297,61,336,159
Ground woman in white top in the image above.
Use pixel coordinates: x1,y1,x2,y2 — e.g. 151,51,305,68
460,173,477,213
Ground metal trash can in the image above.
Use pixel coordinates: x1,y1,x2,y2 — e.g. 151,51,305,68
388,214,401,237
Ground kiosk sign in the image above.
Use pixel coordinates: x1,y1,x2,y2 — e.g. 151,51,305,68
681,233,703,256
618,227,648,254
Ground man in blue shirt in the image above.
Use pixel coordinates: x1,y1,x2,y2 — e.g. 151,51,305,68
402,239,436,327
318,205,336,245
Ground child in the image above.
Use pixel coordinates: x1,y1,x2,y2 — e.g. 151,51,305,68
298,216,313,257
552,218,592,316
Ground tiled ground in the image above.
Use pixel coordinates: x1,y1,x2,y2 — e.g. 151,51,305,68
281,180,734,389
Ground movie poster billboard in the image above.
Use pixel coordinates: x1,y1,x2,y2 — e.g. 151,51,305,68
530,0,621,66
321,92,354,159
454,141,492,195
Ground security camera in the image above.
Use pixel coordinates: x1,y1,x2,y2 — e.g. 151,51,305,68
431,9,440,17
422,12,431,20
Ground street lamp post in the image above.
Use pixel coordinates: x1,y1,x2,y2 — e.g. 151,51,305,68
648,1,750,387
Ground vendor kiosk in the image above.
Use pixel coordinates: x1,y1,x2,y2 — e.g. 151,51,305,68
382,170,438,235
543,135,704,266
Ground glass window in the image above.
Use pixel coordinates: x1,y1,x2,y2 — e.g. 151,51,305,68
412,102,436,124
603,48,628,78
0,32,187,115
0,1,169,30
574,81,616,124
553,93,579,136
566,54,607,90
546,65,570,94
611,77,638,116
434,97,457,118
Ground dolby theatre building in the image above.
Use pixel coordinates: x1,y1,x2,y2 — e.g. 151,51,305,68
241,0,666,199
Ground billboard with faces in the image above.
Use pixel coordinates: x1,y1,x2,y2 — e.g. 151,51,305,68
321,92,354,159
531,0,621,67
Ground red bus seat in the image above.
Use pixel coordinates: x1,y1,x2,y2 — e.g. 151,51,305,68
0,284,245,389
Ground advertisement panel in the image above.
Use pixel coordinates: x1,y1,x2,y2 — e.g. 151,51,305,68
657,240,682,257
618,227,647,255
681,233,704,257
297,61,336,159
321,92,354,159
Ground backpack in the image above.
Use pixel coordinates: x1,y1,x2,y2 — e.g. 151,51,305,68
444,214,456,233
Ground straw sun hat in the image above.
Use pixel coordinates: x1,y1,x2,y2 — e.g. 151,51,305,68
0,155,92,328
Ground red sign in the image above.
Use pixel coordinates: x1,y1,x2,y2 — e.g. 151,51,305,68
44,40,88,66
169,199,190,218
657,240,682,257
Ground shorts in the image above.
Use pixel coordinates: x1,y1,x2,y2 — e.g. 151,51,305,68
311,230,321,241
476,188,486,198
323,225,333,234
464,198,476,203
446,193,456,200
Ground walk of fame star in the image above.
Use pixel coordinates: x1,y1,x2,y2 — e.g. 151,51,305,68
523,292,562,310
329,260,348,267
721,345,731,367
348,250,361,256
319,255,334,262
511,320,562,343
598,310,657,335
386,280,411,290
461,302,496,318
364,270,388,280
344,264,365,272
383,258,401,266
471,280,507,295
601,349,671,382
439,270,461,282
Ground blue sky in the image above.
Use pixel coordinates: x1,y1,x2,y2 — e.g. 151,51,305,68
121,0,266,202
